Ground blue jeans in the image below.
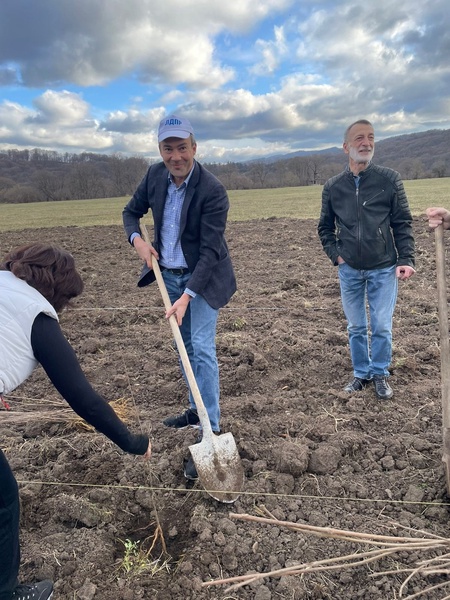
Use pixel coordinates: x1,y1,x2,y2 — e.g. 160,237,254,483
162,270,220,432
338,263,398,379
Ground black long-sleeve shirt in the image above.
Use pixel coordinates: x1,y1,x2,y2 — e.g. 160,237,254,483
30,313,148,455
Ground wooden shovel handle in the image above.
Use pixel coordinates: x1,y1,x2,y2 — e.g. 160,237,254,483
139,224,213,438
435,225,450,418
435,224,450,494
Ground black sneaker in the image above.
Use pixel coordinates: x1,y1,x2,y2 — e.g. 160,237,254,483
373,375,393,399
344,377,372,393
12,580,53,600
163,408,200,429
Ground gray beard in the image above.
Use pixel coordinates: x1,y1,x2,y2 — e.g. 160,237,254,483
349,147,374,163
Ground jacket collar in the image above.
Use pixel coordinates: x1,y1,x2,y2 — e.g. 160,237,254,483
346,161,373,178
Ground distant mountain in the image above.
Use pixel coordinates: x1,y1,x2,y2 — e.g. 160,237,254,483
262,146,341,163
256,128,450,170
375,128,450,169
0,127,449,203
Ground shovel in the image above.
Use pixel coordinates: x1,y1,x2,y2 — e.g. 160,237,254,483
140,224,244,503
434,224,450,495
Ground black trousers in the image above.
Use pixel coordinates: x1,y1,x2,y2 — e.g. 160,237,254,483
0,449,20,600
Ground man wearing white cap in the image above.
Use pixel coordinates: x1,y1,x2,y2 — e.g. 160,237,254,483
123,114,237,480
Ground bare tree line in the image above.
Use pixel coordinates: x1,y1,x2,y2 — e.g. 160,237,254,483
0,150,152,203
0,141,448,204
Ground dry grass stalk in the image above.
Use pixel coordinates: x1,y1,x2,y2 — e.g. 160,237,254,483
0,397,134,430
201,510,450,598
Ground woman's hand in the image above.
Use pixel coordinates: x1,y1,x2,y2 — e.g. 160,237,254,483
142,440,152,460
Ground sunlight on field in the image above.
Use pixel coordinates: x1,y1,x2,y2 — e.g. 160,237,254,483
403,179,450,215
0,197,136,231
228,186,322,220
0,178,448,232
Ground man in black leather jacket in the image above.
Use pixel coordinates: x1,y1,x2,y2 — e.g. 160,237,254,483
318,119,415,399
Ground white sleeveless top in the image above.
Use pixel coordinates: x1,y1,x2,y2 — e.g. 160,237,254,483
0,271,58,394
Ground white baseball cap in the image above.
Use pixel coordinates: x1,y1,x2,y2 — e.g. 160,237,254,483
158,115,194,143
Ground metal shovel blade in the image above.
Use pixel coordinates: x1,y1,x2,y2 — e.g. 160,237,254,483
189,432,244,503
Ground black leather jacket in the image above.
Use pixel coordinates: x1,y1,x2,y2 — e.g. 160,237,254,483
318,163,415,270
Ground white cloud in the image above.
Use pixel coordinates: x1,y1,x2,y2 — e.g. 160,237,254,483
101,108,163,135
0,0,293,88
0,92,113,151
251,26,288,75
0,0,449,161
31,91,90,125
0,101,33,130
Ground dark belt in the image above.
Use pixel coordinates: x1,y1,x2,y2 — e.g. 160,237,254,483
164,267,190,275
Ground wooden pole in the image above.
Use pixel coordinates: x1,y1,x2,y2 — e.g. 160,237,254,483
434,224,450,495
139,224,213,436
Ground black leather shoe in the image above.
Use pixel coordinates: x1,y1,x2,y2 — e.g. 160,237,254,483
373,375,393,399
183,430,221,480
183,454,198,480
344,377,372,393
163,408,200,429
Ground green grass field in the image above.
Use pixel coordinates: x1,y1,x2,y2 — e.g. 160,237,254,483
0,177,448,232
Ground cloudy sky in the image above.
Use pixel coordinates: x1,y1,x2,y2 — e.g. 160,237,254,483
0,0,449,162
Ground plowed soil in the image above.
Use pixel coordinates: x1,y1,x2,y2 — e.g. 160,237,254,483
1,216,450,600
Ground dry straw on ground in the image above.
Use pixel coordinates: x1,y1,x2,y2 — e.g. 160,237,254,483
0,396,134,429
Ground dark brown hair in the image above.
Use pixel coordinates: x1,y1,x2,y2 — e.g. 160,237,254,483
1,243,84,312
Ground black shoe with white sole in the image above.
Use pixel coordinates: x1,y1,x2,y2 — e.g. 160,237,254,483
344,377,372,393
12,580,53,600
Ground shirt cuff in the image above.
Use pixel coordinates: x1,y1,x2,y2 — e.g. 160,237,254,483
130,232,141,245
185,288,196,298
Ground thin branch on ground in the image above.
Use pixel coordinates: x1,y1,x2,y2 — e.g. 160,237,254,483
201,509,450,598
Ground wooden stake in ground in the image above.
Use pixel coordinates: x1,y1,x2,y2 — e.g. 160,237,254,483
434,224,450,495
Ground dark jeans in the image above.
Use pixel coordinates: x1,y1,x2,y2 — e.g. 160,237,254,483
0,449,20,600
